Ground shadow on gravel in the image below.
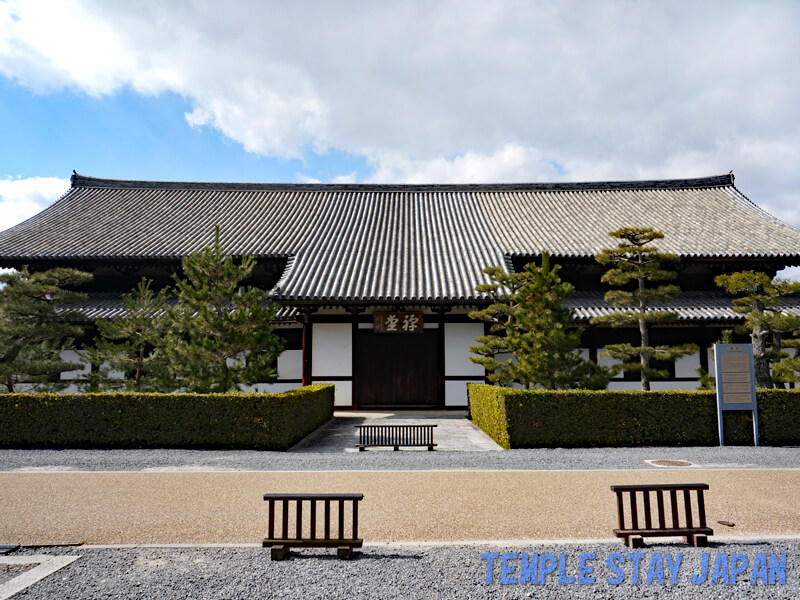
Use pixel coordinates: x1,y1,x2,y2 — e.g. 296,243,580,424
280,551,423,561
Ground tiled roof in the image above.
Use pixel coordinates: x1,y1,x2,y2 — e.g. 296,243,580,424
0,178,325,259
565,291,800,322
482,183,800,258
67,292,299,322
70,291,798,324
2,172,799,302
270,190,504,302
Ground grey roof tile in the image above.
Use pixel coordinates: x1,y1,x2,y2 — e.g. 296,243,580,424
67,292,298,322
2,173,800,303
565,291,800,322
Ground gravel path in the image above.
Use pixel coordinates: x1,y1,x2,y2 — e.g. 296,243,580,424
0,563,33,586
3,469,800,544
6,540,799,599
1,445,799,472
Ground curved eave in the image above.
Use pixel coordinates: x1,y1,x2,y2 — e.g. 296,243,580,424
507,251,800,260
70,172,735,193
269,294,491,304
0,252,291,262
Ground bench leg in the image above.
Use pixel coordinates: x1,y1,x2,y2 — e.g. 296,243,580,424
358,446,366,452
428,445,434,451
626,535,645,548
688,534,708,547
337,546,353,560
393,446,399,451
270,545,289,561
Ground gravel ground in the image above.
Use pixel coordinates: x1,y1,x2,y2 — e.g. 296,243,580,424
1,446,799,472
5,540,799,599
0,562,33,585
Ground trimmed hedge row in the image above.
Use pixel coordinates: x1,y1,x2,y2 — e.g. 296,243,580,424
0,384,334,450
468,384,800,448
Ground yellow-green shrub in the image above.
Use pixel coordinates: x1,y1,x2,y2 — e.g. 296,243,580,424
468,384,800,448
0,384,334,450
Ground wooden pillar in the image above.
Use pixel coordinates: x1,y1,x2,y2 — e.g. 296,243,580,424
301,310,313,387
436,307,447,408
588,325,598,363
349,306,362,410
699,325,709,374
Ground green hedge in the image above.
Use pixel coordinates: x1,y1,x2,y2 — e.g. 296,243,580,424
468,384,800,448
0,384,334,450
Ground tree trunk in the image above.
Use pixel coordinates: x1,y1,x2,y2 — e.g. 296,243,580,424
752,324,773,388
638,271,650,391
772,332,785,389
640,316,650,391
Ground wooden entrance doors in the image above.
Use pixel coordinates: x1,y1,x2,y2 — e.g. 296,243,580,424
355,328,441,409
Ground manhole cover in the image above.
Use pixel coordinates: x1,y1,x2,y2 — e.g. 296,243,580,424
650,460,692,467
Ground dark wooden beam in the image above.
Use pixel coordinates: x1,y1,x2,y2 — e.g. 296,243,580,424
301,310,313,386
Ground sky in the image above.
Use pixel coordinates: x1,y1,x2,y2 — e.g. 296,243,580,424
1,0,799,276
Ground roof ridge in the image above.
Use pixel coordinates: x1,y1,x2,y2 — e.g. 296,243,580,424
69,172,735,192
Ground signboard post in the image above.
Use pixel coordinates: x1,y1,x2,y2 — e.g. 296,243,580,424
713,343,759,446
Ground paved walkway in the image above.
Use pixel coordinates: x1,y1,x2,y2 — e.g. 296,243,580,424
290,411,502,452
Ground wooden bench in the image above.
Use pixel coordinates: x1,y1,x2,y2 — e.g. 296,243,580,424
611,483,713,548
263,493,363,560
356,424,437,451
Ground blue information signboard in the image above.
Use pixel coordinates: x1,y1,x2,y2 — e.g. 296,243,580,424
713,343,759,446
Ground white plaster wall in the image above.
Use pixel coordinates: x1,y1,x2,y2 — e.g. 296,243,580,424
445,380,484,406
278,350,302,380
598,354,623,378
607,381,644,391
103,363,124,380
312,323,352,377
495,352,516,364
243,382,299,394
357,322,438,329
608,380,700,391
650,380,700,391
708,348,716,373
60,350,90,380
444,323,485,376
314,380,352,407
675,352,700,378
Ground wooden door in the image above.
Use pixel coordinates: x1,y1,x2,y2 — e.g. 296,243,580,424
355,329,441,408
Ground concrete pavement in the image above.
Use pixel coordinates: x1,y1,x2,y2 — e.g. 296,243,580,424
290,411,503,452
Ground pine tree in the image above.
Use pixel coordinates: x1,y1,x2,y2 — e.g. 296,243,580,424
163,226,284,392
469,253,608,389
771,337,800,385
85,278,172,391
696,329,733,390
0,266,92,392
715,271,800,388
468,266,534,386
591,227,697,391
507,254,609,389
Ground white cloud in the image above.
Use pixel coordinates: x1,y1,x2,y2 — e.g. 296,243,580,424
777,266,800,282
332,172,358,184
366,144,562,184
1,0,800,228
0,0,327,158
0,177,70,227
